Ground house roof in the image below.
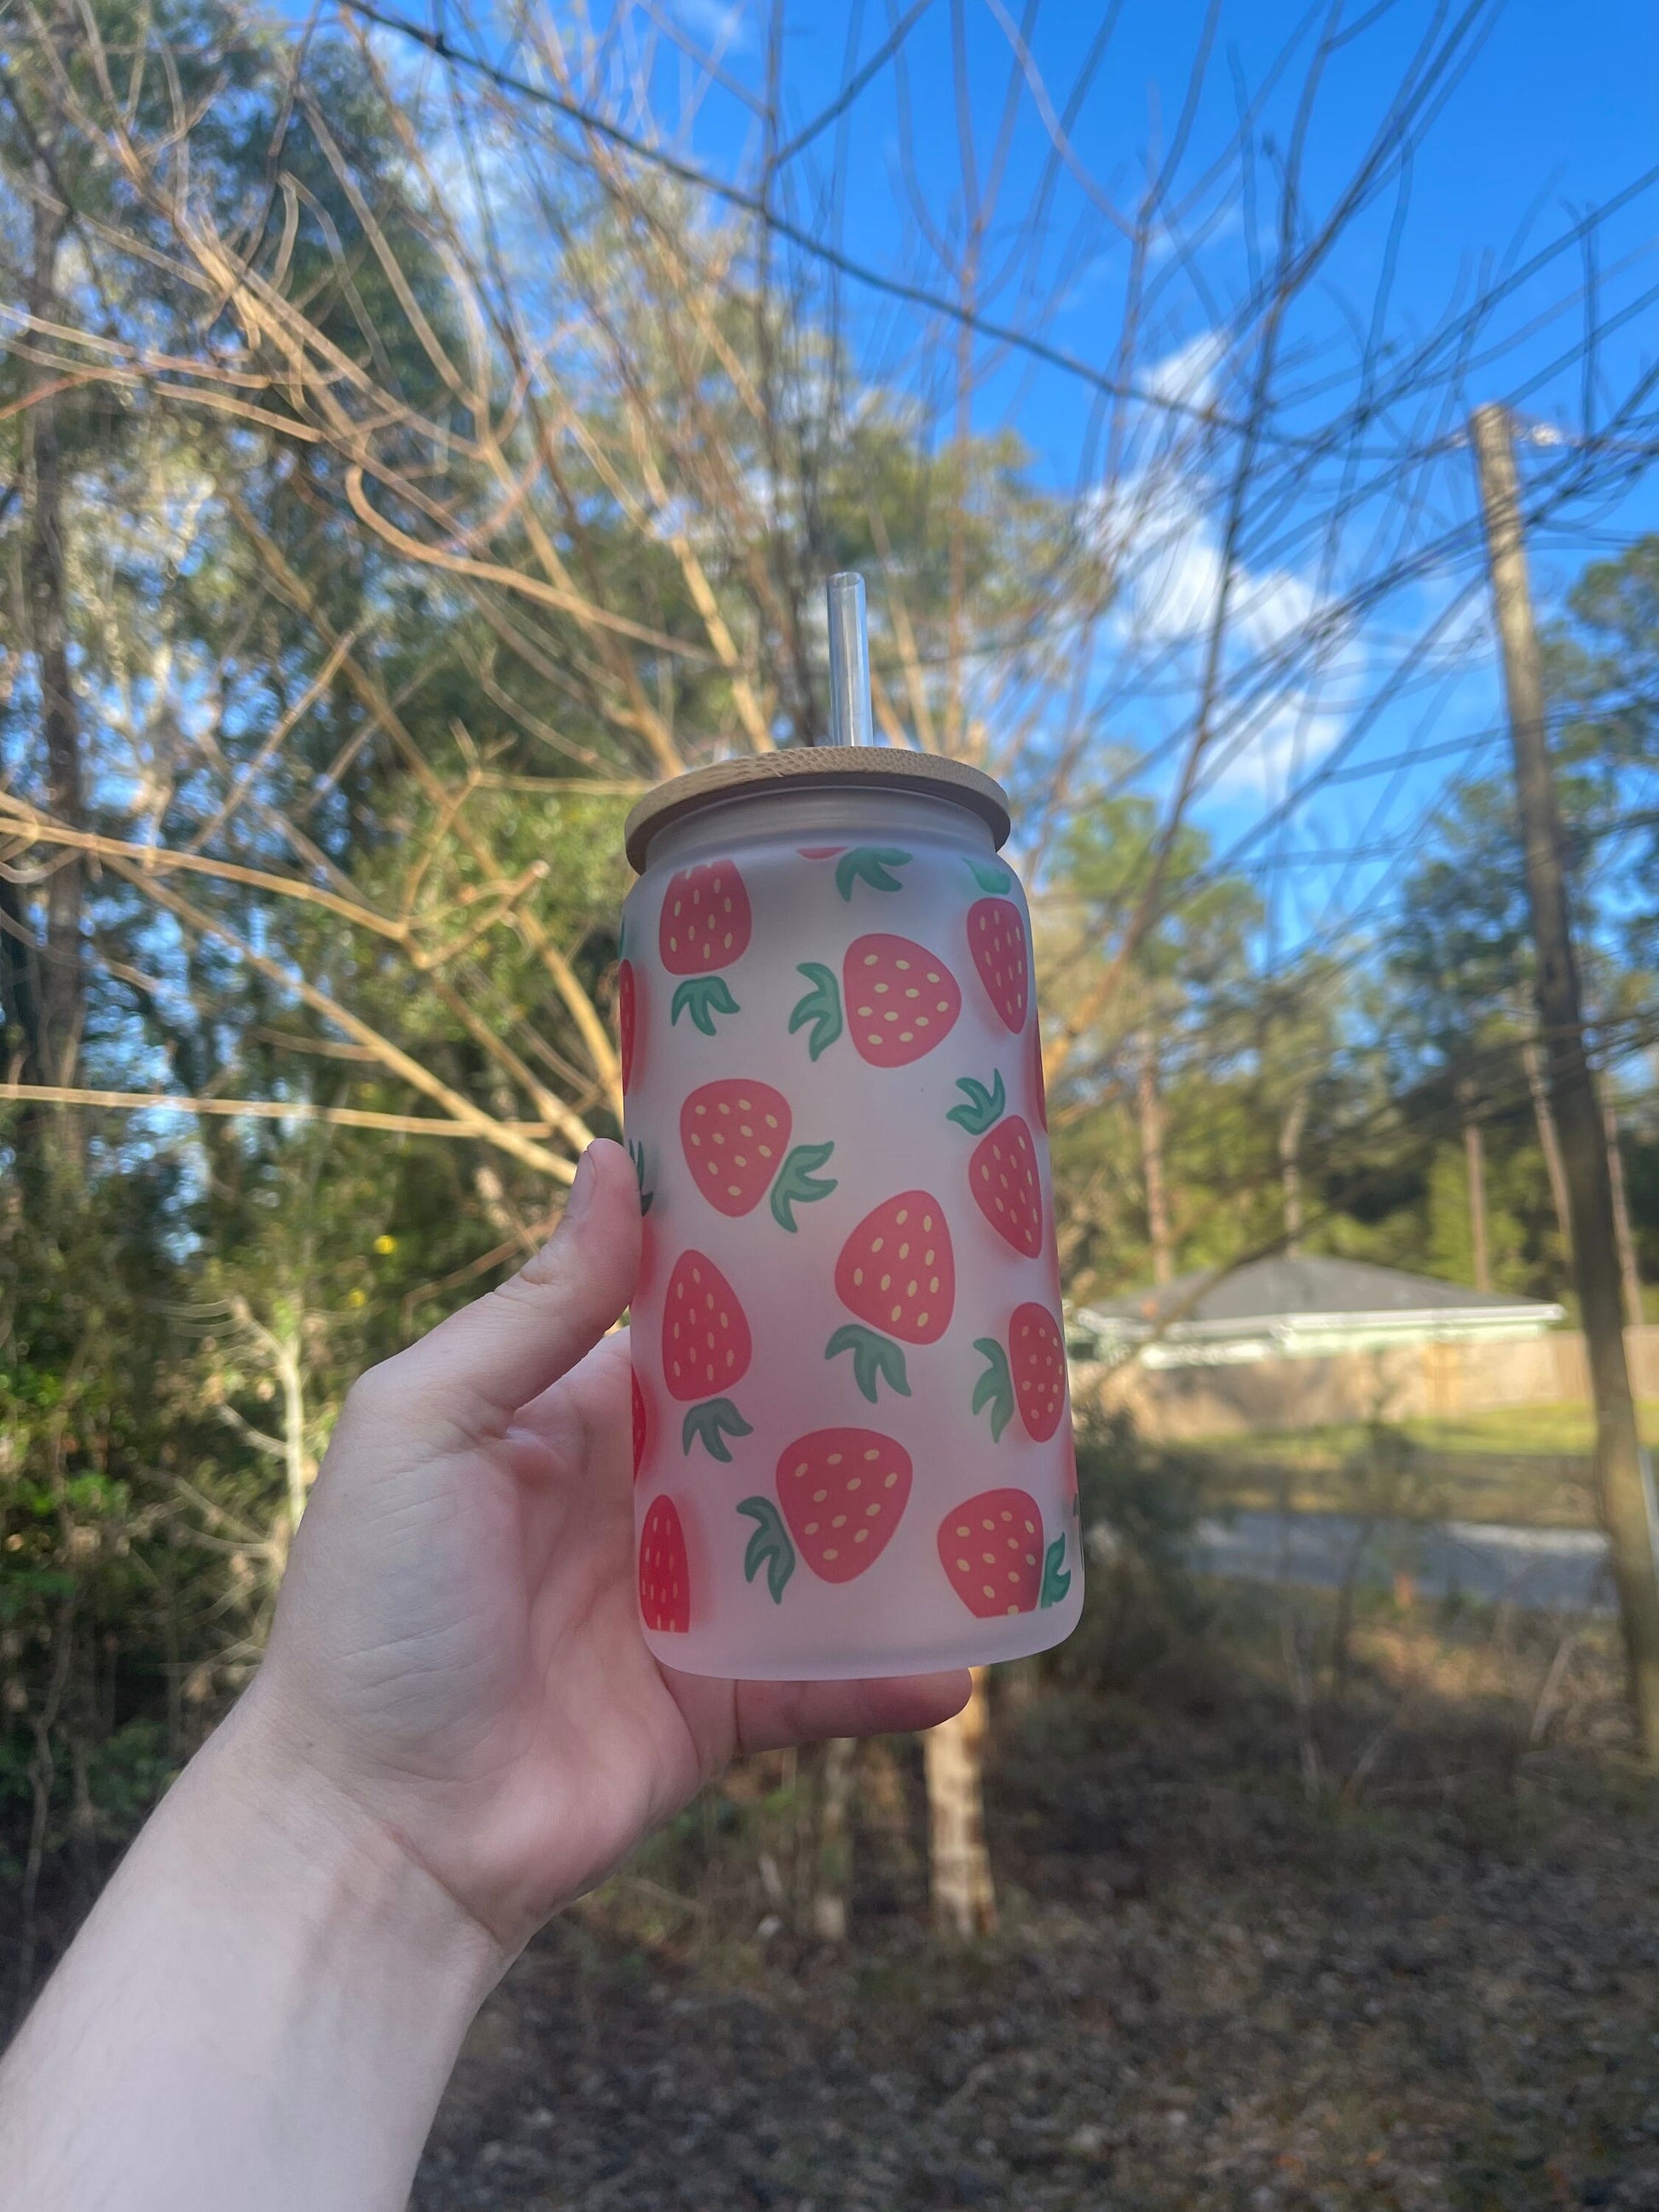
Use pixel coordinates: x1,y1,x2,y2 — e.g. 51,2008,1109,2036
1078,1254,1561,1338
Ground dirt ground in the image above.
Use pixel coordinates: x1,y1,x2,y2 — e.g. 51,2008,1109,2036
412,1596,1659,2212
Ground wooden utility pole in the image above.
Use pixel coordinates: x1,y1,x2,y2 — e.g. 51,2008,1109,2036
1472,403,1659,1759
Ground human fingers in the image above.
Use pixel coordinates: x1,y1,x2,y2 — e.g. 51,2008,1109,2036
725,1671,972,1756
369,1142,640,1434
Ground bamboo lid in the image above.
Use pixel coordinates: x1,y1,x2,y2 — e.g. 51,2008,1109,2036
623,748,1010,872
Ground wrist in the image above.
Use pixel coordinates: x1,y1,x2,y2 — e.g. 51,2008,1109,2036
183,1685,509,1997
3,1688,505,2212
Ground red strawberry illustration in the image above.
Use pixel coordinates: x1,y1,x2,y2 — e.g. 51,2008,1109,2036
971,1118,1043,1256
789,935,961,1067
639,1497,691,1632
937,1489,1071,1618
662,1250,754,1461
968,898,1029,1032
798,846,847,859
738,1429,912,1598
972,1302,1067,1442
938,1489,1043,1617
660,859,751,1034
679,1080,836,1230
632,1368,650,1480
826,1191,955,1402
948,1071,1046,1257
1028,1019,1048,1133
617,959,639,1094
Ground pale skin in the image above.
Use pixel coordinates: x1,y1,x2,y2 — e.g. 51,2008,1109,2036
0,1141,968,2211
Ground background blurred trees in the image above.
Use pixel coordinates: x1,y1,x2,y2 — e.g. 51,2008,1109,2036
3,0,1659,1967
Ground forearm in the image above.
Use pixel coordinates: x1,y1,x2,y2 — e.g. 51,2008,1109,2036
0,1693,501,2212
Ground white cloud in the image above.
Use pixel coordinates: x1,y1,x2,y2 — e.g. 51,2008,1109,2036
1146,329,1228,412
669,0,753,50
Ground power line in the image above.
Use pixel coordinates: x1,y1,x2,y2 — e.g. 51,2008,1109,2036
333,0,1482,462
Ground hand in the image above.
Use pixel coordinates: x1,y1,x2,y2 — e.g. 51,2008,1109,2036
246,1139,968,1960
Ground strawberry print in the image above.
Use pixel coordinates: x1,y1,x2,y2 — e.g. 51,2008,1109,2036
949,1071,1046,1257
963,858,1012,894
798,846,847,859
968,898,1029,1032
937,1489,1071,1619
636,1213,659,1301
639,1497,691,1632
617,959,639,1093
738,1429,913,1599
971,1302,1067,1442
789,936,961,1067
971,1118,1043,1256
632,1367,650,1480
662,1250,754,1462
660,859,751,1034
835,847,912,901
842,936,961,1066
679,1080,836,1230
826,1191,955,1403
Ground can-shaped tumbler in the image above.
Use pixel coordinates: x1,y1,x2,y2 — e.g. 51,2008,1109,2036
621,748,1082,1678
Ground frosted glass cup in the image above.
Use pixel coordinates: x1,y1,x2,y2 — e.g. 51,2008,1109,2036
621,749,1082,1679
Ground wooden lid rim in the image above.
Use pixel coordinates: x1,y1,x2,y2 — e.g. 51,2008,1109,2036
622,747,1010,870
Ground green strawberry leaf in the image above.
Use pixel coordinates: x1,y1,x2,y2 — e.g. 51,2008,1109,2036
771,1141,837,1231
971,1337,1015,1441
670,974,741,1034
964,858,1012,894
789,962,843,1060
1039,1533,1072,1609
627,1138,655,1216
681,1396,753,1462
824,1324,911,1405
737,1496,796,1603
946,1070,1007,1134
835,846,912,901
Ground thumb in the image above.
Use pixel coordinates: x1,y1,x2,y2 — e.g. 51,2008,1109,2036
393,1141,641,1427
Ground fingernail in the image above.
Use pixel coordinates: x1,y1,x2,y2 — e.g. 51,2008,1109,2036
563,1145,597,1227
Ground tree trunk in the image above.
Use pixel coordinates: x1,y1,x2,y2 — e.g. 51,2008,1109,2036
1473,401,1659,1761
923,1668,996,1938
0,871,43,1084
24,191,86,1101
1605,1100,1645,1331
1137,1033,1173,1285
1523,1032,1572,1253
1462,1111,1491,1291
1280,1085,1309,1256
810,1736,856,1943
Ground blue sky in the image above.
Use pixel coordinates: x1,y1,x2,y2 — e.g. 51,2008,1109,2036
359,0,1659,950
